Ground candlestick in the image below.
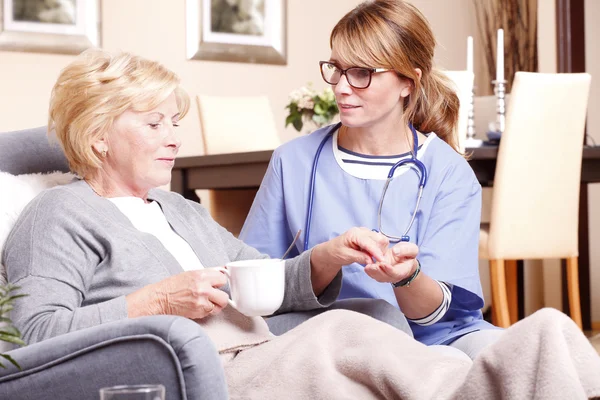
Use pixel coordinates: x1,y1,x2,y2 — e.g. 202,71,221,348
496,29,504,82
466,84,476,137
467,36,473,74
488,79,507,138
465,83,483,147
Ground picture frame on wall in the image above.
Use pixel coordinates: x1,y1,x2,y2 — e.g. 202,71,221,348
186,0,287,65
0,0,100,54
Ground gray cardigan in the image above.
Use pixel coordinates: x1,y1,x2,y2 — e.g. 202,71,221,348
3,180,342,345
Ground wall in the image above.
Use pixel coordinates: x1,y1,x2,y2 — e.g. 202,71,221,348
1,0,480,147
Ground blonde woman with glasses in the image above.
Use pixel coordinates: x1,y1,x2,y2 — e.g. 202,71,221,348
242,0,503,360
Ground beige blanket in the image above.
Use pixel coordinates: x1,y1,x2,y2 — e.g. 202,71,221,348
199,307,600,399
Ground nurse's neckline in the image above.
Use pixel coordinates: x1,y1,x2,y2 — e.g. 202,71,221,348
337,124,427,157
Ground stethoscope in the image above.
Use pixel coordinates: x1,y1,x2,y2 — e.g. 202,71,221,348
303,122,428,251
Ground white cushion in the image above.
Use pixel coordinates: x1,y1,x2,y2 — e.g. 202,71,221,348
0,171,75,284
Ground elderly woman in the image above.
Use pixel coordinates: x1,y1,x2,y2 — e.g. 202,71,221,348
3,49,600,400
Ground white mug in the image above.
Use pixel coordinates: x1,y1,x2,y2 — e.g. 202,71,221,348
217,258,285,317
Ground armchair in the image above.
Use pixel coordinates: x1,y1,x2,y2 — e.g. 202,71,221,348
0,127,228,400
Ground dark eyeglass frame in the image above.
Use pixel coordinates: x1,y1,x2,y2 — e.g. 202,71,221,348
319,61,392,89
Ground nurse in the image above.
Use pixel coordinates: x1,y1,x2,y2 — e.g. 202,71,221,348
241,0,501,359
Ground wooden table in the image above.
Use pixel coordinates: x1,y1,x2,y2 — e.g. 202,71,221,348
172,145,600,330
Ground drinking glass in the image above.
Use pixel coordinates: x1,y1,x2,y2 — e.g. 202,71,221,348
99,384,165,400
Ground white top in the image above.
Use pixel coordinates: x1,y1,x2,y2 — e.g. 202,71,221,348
108,197,204,271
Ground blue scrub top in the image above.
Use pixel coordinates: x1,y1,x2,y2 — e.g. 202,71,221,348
241,125,496,345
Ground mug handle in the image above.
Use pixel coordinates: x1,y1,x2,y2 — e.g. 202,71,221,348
215,267,236,309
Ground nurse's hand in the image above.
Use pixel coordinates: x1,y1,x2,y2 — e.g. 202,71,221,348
310,228,389,295
364,241,419,283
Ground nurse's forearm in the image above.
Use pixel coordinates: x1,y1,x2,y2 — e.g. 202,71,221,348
393,270,444,319
309,243,343,295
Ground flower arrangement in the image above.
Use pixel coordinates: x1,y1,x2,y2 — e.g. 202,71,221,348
285,84,339,132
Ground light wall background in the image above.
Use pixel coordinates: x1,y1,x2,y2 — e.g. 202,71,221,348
0,0,597,322
0,0,482,151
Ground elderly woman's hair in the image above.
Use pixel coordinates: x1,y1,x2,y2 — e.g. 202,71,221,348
330,0,460,152
48,48,190,177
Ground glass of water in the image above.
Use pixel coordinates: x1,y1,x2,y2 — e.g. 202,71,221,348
99,384,165,400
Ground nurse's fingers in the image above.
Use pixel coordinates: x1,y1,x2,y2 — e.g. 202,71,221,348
381,261,415,282
390,242,419,263
364,263,390,282
365,262,414,284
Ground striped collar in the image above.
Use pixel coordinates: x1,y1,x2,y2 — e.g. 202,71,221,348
331,127,436,180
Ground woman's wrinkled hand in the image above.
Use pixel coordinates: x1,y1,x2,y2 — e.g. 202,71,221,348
127,269,229,320
364,241,419,284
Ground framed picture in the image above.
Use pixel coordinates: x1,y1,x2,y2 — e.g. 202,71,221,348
0,0,100,54
186,0,286,65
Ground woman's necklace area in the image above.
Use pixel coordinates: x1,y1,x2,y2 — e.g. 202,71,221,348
339,125,416,156
86,179,152,204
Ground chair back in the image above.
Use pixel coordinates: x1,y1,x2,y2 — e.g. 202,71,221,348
488,72,591,259
0,127,69,174
443,70,474,152
196,95,281,154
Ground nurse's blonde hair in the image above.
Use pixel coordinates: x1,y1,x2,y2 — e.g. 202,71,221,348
48,48,190,177
330,0,460,153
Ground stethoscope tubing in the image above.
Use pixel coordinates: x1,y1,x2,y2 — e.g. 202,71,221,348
303,122,427,251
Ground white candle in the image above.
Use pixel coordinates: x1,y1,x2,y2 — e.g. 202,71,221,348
467,36,473,73
496,29,504,81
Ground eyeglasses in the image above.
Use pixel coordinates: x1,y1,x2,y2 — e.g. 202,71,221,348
319,61,392,89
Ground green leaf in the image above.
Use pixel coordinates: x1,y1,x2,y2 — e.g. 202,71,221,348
0,354,21,370
1,305,14,314
0,294,27,307
0,285,20,295
313,114,329,125
292,118,303,132
313,103,325,115
0,333,25,346
0,327,20,337
285,114,296,127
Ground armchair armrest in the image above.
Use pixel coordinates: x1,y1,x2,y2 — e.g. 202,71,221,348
0,315,227,400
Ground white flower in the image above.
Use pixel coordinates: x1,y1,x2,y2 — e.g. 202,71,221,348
288,89,304,103
297,97,315,110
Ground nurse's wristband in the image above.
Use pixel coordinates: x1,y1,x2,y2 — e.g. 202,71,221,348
391,260,421,288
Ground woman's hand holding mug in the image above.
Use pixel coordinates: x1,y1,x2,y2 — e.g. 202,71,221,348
126,269,229,320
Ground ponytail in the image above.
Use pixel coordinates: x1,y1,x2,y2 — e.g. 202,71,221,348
407,68,461,153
